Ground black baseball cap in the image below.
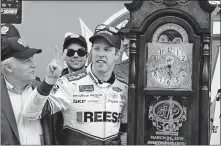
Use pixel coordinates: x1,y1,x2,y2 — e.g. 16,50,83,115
1,23,20,38
63,33,87,51
1,37,42,61
89,31,121,50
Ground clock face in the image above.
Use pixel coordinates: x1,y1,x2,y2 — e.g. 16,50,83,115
146,23,192,89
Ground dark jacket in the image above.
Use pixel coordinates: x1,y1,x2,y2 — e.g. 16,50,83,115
50,68,69,144
1,76,53,145
114,59,129,82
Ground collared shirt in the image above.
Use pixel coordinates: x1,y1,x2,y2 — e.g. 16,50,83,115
4,78,43,145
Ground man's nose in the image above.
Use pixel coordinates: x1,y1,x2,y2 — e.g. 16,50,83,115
123,40,129,46
97,49,105,57
30,60,36,68
73,52,79,58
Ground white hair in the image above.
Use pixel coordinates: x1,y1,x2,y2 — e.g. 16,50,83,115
1,57,15,75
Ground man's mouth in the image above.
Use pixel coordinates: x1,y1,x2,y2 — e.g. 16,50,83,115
70,60,81,63
96,60,106,63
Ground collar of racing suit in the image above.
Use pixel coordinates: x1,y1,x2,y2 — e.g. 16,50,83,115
61,68,69,76
61,66,87,76
86,63,115,86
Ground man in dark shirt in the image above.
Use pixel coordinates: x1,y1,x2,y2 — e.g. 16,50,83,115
114,21,131,82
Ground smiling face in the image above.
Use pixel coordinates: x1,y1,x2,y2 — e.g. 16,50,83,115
65,43,87,72
91,37,120,73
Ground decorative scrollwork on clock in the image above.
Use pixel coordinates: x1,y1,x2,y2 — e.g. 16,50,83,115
147,23,192,89
150,0,191,6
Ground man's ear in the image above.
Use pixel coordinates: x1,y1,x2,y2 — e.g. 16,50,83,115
64,56,68,61
87,50,93,64
115,49,121,61
5,64,13,73
86,52,90,58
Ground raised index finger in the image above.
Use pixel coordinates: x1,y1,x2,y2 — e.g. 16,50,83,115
60,49,67,61
54,46,60,60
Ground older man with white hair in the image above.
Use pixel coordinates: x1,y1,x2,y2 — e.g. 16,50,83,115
1,37,53,145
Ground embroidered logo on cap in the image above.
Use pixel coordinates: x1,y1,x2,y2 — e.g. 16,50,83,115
1,26,9,34
64,32,80,38
17,38,28,47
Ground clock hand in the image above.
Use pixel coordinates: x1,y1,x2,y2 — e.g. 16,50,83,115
167,64,172,69
168,70,172,76
167,65,173,77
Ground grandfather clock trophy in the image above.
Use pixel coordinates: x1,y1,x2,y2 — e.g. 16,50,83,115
124,0,216,145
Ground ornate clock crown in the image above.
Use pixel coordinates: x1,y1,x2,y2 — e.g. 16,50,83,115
151,0,190,7
163,0,179,6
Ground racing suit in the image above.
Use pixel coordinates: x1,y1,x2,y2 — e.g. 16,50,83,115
23,63,128,145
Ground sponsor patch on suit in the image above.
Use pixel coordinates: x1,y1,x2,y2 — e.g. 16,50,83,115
79,85,94,92
51,84,59,94
112,87,122,92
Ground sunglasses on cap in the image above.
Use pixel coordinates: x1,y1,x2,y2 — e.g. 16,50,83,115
95,24,119,34
64,32,80,39
66,49,87,57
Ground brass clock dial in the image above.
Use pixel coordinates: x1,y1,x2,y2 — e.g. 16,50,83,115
147,23,192,90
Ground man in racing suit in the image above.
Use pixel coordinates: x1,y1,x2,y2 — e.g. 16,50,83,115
52,32,89,144
23,24,128,145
